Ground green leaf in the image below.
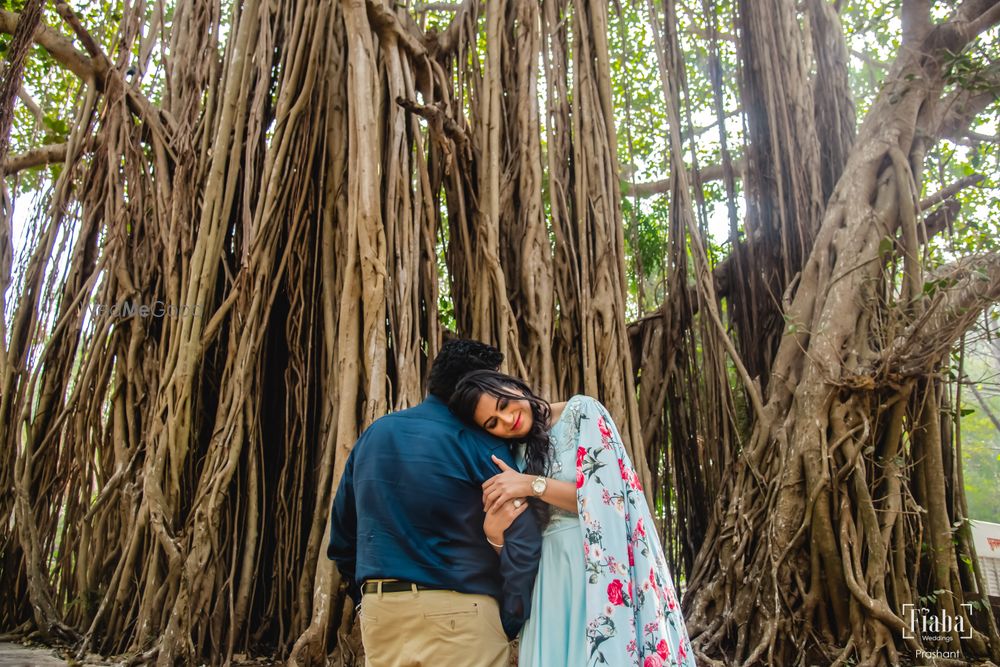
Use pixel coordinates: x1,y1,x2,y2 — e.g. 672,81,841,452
878,237,894,257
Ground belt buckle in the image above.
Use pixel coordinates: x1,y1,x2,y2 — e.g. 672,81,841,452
366,578,400,596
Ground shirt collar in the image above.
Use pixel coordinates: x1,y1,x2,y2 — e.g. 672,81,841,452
423,394,448,410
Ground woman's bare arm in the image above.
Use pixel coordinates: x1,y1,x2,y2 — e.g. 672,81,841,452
483,455,578,514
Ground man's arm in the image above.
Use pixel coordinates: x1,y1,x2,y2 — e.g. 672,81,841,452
327,448,360,603
472,436,543,639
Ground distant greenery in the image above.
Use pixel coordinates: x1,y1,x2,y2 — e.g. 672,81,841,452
960,335,1000,524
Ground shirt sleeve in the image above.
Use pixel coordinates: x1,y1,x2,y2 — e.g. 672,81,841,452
466,431,543,639
327,446,360,603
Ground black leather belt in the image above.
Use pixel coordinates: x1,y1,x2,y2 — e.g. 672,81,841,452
362,580,435,594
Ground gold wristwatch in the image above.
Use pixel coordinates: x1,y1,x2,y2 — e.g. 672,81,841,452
531,475,547,496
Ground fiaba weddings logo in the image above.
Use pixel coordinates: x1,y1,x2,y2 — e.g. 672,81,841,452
902,603,973,642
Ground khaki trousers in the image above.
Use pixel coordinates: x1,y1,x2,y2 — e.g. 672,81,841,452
360,583,510,667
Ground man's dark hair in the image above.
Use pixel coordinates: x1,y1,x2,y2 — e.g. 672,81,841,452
427,338,503,400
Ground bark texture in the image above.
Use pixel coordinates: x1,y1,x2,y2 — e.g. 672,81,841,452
0,0,643,663
1,1,999,666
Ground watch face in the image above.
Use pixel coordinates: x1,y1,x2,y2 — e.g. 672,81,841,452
532,477,546,495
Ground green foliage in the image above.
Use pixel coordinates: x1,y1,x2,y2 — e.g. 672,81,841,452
621,197,669,316
609,0,745,320
918,588,950,605
4,0,171,196
959,337,1000,524
0,0,30,11
943,42,1000,93
609,1,668,182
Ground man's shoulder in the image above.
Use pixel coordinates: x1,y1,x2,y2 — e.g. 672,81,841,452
363,399,443,427
358,398,507,452
458,422,508,453
384,398,459,430
362,399,479,437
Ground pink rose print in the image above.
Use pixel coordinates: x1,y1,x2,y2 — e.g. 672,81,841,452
643,655,664,667
576,446,586,467
678,640,688,661
598,416,612,439
618,457,644,491
576,470,585,489
628,543,635,566
666,584,677,610
607,579,625,606
635,518,646,538
657,639,670,660
628,580,633,601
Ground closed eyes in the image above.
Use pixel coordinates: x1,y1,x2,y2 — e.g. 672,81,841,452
483,396,511,431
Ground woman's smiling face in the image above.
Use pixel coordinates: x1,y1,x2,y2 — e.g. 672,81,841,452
473,389,534,439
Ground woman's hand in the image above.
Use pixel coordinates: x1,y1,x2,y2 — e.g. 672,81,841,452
483,455,532,512
483,498,529,552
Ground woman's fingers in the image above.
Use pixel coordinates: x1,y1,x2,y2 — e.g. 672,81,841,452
486,498,529,519
483,458,516,495
483,499,529,543
507,499,529,524
488,493,529,517
484,488,506,513
491,454,513,472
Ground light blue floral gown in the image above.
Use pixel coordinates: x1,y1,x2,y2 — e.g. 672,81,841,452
517,397,588,666
518,396,694,667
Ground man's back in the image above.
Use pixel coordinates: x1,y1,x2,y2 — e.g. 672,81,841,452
328,395,541,638
346,396,510,590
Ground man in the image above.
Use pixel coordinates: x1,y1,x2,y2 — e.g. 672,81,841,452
328,339,542,666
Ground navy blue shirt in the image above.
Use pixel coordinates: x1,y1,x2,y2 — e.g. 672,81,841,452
327,395,542,638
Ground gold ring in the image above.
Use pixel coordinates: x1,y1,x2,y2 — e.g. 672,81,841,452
513,499,523,509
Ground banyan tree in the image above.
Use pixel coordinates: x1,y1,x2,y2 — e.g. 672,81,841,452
1,0,998,665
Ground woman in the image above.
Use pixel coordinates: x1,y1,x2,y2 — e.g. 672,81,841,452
450,370,695,667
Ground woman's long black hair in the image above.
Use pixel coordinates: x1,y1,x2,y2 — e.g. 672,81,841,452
449,370,552,522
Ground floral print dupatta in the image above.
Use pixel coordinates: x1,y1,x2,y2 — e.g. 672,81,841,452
569,396,696,667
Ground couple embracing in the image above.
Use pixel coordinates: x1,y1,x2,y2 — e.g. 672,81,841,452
328,339,694,666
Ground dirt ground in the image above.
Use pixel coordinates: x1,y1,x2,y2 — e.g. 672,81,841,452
0,642,281,666
0,642,78,666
